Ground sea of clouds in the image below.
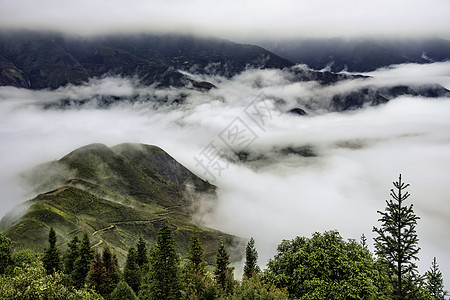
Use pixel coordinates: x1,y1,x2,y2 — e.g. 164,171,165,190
0,61,449,282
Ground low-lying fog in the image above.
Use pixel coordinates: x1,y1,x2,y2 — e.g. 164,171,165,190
0,62,449,283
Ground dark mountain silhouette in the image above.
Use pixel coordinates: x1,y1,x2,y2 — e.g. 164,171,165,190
0,31,293,89
259,38,450,72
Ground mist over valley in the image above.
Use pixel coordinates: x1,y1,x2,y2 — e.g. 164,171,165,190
0,0,449,297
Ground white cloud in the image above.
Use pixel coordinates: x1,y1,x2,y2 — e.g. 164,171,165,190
0,0,449,39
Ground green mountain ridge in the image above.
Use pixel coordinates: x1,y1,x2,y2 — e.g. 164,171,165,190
0,143,242,265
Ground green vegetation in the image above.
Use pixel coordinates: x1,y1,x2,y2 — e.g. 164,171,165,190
0,232,11,274
42,227,60,274
214,236,235,295
110,282,137,300
140,222,181,299
244,237,260,280
426,257,448,299
373,174,421,299
264,230,393,299
123,248,140,294
72,232,94,288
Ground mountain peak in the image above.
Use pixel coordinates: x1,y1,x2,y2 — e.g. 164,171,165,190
0,142,235,265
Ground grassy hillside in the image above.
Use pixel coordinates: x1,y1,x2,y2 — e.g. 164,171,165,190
0,143,242,265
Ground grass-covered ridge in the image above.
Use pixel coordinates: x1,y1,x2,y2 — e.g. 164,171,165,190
0,143,241,265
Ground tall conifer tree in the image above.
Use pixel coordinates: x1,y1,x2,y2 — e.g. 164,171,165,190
373,174,420,299
64,236,79,275
72,232,94,288
136,236,148,270
102,247,119,296
188,230,204,273
140,222,180,300
124,247,140,294
43,227,60,274
214,236,234,294
244,237,260,279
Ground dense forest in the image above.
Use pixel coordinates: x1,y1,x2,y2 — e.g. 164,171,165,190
0,175,447,299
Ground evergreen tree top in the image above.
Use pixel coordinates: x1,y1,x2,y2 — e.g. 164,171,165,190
373,174,421,299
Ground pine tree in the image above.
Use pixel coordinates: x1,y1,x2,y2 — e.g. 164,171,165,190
426,257,448,300
136,236,148,270
88,250,107,294
373,174,421,299
181,230,208,298
102,247,119,296
72,232,94,288
214,236,234,294
244,237,260,279
64,236,79,275
124,247,141,294
42,227,60,274
188,230,205,273
140,222,181,300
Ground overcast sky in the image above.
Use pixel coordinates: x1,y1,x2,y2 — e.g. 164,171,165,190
1,0,449,39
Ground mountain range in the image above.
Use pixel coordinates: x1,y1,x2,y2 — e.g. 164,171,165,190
1,31,448,112
0,31,292,89
259,38,450,72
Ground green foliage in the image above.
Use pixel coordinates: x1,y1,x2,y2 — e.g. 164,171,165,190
189,230,205,273
64,236,79,276
180,230,211,299
214,236,234,295
360,233,368,250
373,174,421,299
402,273,433,300
232,274,289,300
0,232,11,274
140,222,181,300
88,251,107,295
87,247,119,298
102,247,120,297
136,237,148,269
244,237,260,280
10,249,39,269
110,281,138,300
43,227,60,274
264,230,391,299
72,232,94,288
124,247,141,294
0,262,103,300
426,257,448,300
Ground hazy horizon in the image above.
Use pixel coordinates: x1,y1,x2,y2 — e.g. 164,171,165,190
1,0,449,40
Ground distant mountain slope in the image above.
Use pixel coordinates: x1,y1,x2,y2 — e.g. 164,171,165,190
1,31,448,112
0,31,293,89
0,143,241,265
260,38,450,72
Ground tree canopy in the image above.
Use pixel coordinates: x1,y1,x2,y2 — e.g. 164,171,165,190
264,230,390,299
